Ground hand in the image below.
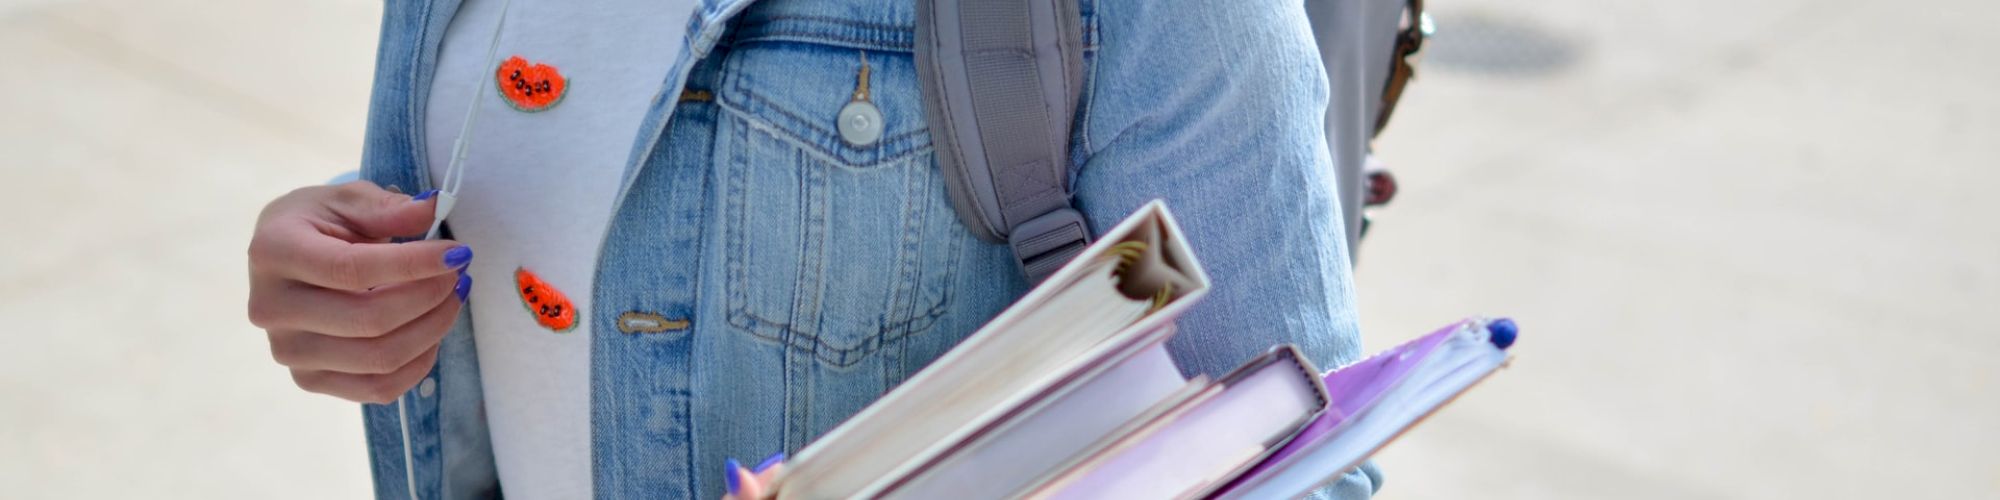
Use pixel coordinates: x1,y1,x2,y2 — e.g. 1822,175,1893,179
722,453,786,500
247,181,473,404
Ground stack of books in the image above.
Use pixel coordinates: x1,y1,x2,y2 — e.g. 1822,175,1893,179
766,201,1516,499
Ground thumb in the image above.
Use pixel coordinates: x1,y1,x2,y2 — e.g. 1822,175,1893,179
325,181,445,241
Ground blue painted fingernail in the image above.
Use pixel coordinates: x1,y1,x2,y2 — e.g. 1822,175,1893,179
754,452,786,473
443,246,473,268
455,273,472,303
1487,317,1518,349
411,189,439,202
724,458,744,495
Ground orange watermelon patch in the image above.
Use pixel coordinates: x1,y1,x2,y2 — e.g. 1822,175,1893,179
496,55,568,112
515,267,577,332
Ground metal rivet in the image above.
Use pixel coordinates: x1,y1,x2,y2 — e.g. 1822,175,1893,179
418,377,437,398
838,101,883,147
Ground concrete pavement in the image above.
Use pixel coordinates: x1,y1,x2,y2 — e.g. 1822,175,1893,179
1362,0,2000,498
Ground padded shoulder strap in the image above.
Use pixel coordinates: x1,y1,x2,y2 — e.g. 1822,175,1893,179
1306,0,1415,262
916,0,1089,283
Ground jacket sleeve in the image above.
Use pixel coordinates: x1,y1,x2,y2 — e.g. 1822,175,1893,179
1070,0,1379,496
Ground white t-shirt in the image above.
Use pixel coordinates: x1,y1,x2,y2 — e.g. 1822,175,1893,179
424,0,691,497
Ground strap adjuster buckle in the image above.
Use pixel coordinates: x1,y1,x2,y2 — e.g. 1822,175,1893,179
1009,208,1092,284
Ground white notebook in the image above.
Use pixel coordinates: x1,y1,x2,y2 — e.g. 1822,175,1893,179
876,344,1199,500
772,202,1209,500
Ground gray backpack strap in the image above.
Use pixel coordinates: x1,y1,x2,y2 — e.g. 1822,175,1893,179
915,0,1089,283
1307,0,1430,260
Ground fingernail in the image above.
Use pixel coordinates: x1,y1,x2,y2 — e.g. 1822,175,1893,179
1487,317,1518,350
724,458,744,495
443,246,473,268
455,273,472,303
411,189,440,202
754,452,786,473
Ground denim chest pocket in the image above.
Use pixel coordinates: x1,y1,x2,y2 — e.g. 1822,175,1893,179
713,37,968,368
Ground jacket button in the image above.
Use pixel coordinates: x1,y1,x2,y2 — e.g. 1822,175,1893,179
838,101,883,147
418,377,437,398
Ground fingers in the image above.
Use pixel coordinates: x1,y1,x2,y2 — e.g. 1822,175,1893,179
251,270,465,338
755,463,784,484
723,452,786,500
723,459,757,500
290,344,440,404
248,180,470,291
250,181,468,406
324,181,446,241
267,289,463,374
252,219,471,291
734,467,766,500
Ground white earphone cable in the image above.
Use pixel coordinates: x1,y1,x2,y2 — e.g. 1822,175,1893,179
402,0,514,498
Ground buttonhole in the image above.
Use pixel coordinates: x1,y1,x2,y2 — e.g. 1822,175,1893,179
618,311,691,334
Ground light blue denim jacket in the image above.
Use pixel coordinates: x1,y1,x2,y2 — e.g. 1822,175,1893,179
357,0,1378,498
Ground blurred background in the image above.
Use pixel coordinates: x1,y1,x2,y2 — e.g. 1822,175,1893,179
0,0,1993,498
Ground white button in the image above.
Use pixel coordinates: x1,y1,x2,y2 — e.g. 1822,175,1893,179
838,101,883,147
418,377,437,398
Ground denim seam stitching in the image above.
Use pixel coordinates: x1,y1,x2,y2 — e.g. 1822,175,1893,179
726,291,950,366
797,142,831,355
719,123,951,368
740,14,916,34
728,31,913,53
883,165,926,346
718,58,931,165
716,91,932,167
1078,0,1103,156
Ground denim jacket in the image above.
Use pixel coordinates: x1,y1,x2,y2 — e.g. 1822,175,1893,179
357,0,1377,498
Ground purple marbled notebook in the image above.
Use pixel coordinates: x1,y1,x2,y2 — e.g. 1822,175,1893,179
1208,318,1516,498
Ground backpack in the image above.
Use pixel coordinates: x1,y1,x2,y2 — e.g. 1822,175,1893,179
914,0,1430,282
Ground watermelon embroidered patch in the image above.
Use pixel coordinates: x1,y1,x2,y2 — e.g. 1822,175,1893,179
496,55,568,112
515,267,577,332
